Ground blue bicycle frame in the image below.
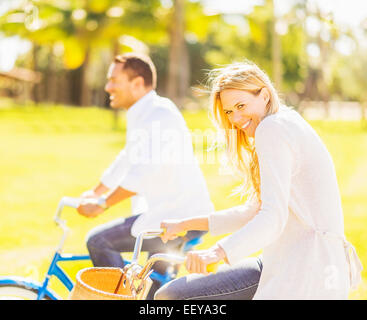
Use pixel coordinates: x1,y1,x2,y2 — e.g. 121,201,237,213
36,253,90,299
0,197,202,300
0,236,201,300
23,240,199,300
36,237,200,300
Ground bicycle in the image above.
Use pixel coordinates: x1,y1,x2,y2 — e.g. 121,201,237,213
0,196,203,300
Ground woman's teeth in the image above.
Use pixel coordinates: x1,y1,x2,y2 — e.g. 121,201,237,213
241,120,251,130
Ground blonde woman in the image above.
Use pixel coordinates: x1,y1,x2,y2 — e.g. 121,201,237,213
155,61,362,300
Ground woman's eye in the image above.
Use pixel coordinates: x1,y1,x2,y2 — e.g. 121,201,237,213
237,104,244,109
225,110,232,115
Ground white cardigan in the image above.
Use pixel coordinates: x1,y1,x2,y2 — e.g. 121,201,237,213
209,106,362,299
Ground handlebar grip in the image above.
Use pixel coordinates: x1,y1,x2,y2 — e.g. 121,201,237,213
160,228,217,273
161,228,187,238
61,197,82,208
206,262,219,274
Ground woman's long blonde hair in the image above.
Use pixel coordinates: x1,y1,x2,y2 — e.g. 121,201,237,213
209,61,281,200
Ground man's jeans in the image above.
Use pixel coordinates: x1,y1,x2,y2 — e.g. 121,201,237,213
154,256,262,300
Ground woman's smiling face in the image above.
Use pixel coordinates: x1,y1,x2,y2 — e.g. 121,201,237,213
220,88,270,138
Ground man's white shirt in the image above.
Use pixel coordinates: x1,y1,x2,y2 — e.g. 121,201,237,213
100,90,214,237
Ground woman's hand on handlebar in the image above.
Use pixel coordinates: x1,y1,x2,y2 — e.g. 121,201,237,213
185,244,226,275
160,219,186,243
160,215,209,243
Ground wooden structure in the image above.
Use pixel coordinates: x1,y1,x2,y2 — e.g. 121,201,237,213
0,67,42,102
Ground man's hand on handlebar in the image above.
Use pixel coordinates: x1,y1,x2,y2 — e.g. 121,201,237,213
80,183,110,199
80,190,98,199
77,199,104,218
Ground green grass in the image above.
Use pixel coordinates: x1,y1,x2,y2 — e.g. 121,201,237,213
0,102,366,299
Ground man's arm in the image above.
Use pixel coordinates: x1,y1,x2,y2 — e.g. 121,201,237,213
93,183,109,196
81,182,109,198
104,186,136,208
77,186,136,218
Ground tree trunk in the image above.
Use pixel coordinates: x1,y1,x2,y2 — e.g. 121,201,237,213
319,25,330,119
270,0,282,91
32,44,40,104
112,40,120,129
68,49,91,107
48,49,58,103
166,0,189,108
80,49,90,106
178,35,190,105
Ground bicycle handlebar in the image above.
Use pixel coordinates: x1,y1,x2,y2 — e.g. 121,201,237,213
54,196,81,224
131,229,219,279
53,197,218,274
131,229,165,263
53,196,83,252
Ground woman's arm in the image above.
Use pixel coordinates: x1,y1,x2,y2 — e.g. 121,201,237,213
160,198,261,244
216,119,294,266
180,215,209,231
208,199,261,236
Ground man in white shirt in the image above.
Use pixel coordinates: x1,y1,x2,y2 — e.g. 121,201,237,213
76,53,214,297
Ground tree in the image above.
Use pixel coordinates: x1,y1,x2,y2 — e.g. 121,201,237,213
166,0,189,107
270,0,282,91
0,0,165,106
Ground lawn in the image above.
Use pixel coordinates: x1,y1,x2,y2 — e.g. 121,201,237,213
0,101,366,299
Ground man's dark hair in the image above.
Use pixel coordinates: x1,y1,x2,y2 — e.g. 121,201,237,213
114,52,157,89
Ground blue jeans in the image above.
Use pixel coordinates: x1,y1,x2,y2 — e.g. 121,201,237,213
154,256,262,300
86,214,206,299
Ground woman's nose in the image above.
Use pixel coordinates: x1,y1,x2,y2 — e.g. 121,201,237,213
232,111,243,126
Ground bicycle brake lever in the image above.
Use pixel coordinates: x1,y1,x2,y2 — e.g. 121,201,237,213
136,269,154,295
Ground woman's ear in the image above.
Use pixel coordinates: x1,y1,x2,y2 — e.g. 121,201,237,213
260,87,270,104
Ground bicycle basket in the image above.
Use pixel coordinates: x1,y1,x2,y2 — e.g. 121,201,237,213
69,267,138,300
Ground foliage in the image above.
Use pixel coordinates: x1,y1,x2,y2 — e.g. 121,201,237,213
0,0,165,69
0,0,366,107
330,48,367,103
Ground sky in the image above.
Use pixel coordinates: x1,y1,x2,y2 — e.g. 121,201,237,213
0,0,366,71
202,0,366,28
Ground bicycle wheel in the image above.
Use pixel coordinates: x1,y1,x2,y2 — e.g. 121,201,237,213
0,283,53,300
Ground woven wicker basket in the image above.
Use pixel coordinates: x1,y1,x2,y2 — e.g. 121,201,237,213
68,267,136,300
